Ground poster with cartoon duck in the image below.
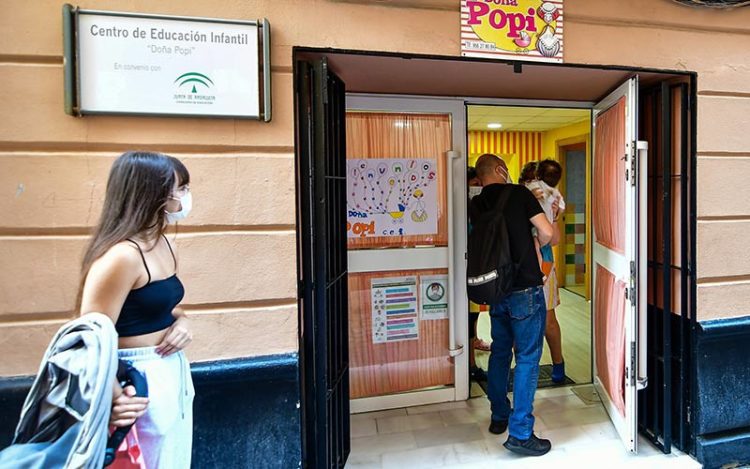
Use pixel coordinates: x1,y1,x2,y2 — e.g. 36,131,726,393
347,158,438,239
461,0,563,63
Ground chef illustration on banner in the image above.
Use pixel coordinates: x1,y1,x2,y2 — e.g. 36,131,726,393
421,275,449,320
347,158,438,239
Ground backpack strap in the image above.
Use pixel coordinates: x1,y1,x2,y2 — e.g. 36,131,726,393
493,186,514,214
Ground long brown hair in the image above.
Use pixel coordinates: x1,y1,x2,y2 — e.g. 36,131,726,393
79,151,187,299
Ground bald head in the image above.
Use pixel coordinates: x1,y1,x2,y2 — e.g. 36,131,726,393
475,153,509,185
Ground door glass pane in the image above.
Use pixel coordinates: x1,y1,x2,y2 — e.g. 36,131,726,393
594,264,627,418
346,112,450,249
347,111,454,400
593,97,626,254
348,268,453,399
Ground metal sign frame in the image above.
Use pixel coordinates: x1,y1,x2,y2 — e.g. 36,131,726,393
62,4,272,121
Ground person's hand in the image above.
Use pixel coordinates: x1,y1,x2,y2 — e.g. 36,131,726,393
110,385,148,427
552,199,561,220
531,187,544,201
156,315,192,357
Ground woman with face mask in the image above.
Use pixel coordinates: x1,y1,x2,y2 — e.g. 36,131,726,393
78,151,194,468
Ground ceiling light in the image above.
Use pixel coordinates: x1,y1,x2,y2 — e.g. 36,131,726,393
487,123,502,129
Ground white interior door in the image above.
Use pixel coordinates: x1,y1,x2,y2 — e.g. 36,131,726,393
591,77,648,452
346,95,469,413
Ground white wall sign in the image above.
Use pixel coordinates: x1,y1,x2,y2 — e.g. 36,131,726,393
64,7,271,120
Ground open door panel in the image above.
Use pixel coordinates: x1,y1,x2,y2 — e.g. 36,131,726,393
591,76,648,453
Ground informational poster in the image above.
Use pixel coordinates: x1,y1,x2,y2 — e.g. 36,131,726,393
420,275,449,320
371,276,419,344
461,0,564,63
347,158,438,239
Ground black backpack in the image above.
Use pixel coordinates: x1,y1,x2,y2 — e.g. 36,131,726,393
467,187,517,305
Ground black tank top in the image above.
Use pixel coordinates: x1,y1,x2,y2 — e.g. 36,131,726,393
115,236,184,337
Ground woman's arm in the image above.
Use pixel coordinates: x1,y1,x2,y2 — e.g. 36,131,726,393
79,243,148,426
79,243,141,322
155,306,193,357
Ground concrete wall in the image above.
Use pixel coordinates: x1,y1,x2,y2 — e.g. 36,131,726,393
1,0,749,376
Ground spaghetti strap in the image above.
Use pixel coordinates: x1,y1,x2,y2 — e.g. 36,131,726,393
163,234,177,270
126,239,152,284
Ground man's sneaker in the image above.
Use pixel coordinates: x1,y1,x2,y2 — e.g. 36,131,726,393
503,433,552,456
488,419,508,435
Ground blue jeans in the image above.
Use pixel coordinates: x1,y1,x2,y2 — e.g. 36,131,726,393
487,286,546,440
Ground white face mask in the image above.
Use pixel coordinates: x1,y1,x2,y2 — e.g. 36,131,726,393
468,186,482,199
166,192,192,224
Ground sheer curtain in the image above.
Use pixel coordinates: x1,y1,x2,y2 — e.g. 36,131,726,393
346,112,450,249
593,97,626,253
594,264,627,417
346,112,454,398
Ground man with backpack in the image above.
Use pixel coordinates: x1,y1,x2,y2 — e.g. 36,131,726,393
467,153,558,457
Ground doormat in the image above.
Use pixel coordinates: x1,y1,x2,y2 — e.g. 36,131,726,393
474,364,575,396
571,384,601,405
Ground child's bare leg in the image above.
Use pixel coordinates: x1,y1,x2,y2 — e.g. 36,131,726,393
545,309,563,365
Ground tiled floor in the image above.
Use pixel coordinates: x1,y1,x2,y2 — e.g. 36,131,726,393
346,385,700,469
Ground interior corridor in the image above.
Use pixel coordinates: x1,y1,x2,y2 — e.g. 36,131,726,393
474,289,592,386
346,385,698,468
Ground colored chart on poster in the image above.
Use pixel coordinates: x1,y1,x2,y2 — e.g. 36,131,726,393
347,158,438,239
371,276,419,344
420,275,449,320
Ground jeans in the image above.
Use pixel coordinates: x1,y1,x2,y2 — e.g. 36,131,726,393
487,286,546,440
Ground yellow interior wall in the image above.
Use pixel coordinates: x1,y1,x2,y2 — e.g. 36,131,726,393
468,130,544,183
542,120,592,297
468,152,519,182
541,120,591,162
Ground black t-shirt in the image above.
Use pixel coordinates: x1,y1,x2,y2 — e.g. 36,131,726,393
469,183,545,290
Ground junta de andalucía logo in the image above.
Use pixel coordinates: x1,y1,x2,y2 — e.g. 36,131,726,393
174,72,214,93
173,72,216,105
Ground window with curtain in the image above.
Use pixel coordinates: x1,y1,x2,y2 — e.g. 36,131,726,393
346,112,451,250
594,264,627,418
593,97,626,254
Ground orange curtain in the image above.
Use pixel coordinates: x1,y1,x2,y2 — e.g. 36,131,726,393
346,112,450,249
348,269,453,399
594,264,627,418
593,97,626,254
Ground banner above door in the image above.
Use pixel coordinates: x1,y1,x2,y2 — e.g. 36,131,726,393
461,0,564,63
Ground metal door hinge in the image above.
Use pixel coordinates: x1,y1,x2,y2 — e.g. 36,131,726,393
630,140,637,187
637,376,648,390
630,341,636,386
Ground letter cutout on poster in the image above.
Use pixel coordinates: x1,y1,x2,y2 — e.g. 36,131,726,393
371,277,419,344
347,158,438,239
420,275,449,320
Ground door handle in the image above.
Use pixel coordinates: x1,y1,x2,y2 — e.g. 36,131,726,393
446,150,463,358
636,140,648,390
